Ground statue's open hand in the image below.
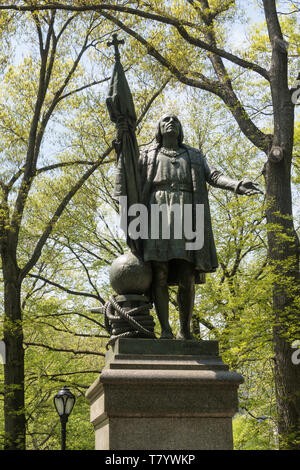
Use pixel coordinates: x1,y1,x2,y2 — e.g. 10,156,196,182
237,179,263,196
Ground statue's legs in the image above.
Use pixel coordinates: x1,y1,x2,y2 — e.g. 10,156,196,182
177,260,195,340
151,261,174,339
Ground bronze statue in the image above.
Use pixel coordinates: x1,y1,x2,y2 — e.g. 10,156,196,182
106,35,261,341
114,113,261,340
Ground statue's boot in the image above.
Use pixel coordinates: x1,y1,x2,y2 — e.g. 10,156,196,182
177,274,197,341
152,261,174,339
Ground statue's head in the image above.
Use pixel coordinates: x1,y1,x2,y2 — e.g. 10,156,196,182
155,113,184,146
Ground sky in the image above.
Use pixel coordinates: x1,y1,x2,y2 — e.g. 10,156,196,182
229,0,265,49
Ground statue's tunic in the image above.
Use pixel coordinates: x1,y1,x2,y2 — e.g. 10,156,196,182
143,149,194,265
114,143,240,285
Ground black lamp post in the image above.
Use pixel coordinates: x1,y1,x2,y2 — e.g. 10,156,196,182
54,385,76,450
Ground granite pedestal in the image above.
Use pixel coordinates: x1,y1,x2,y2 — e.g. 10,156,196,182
85,338,243,450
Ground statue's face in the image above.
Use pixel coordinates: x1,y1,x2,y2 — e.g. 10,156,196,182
159,114,181,139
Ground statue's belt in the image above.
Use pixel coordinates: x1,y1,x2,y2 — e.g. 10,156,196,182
151,182,192,192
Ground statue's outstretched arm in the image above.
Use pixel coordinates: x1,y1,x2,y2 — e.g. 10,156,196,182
203,157,262,196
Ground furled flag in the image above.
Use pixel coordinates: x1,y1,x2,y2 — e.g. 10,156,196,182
106,34,143,258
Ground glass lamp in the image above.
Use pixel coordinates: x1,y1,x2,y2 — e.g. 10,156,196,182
54,386,75,450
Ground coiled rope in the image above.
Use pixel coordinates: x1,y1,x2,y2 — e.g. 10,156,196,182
103,295,156,349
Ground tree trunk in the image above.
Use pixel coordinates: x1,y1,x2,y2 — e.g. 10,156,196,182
265,154,300,449
2,248,25,450
264,97,300,448
273,321,300,449
262,0,300,448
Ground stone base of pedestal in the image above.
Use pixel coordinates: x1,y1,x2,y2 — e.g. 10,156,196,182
85,338,243,450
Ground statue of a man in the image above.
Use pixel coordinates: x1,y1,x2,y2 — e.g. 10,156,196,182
133,113,261,340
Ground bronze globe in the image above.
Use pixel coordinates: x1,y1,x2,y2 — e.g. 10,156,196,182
109,252,152,295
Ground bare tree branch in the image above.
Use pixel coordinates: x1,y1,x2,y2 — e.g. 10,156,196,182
24,341,105,356
0,2,270,80
36,160,95,173
27,272,101,300
33,320,108,338
20,146,113,279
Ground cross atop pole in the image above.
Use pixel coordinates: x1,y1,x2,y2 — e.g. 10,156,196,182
107,33,125,62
